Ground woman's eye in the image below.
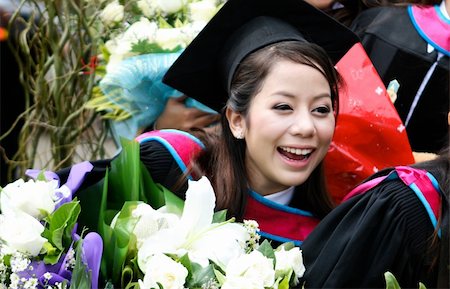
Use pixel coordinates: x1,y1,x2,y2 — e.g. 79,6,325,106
313,106,331,114
273,104,292,111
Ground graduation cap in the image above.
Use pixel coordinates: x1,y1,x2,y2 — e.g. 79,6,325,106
163,0,359,112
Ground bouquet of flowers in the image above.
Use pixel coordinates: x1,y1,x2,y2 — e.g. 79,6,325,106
0,163,102,289
86,0,223,139
88,138,305,289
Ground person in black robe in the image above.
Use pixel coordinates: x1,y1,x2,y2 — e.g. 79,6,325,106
350,0,449,154
301,122,450,288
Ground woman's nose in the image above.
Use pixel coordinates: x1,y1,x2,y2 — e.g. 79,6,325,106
289,112,315,137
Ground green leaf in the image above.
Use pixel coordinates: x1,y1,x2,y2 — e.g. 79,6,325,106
179,253,193,277
158,16,173,28
36,170,47,181
43,250,63,265
187,262,216,288
214,268,226,286
173,18,183,28
43,200,81,252
130,40,163,54
278,274,291,289
108,138,141,204
69,240,92,289
384,272,401,289
258,239,276,260
418,282,428,289
163,185,184,215
212,210,227,223
41,241,56,255
140,162,165,208
276,241,296,252
114,201,142,235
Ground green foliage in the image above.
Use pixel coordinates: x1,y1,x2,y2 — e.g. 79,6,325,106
96,138,167,286
69,239,93,289
384,272,428,289
212,209,228,223
258,239,276,261
42,200,81,264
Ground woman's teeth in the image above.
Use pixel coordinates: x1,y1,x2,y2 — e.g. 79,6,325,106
280,147,312,156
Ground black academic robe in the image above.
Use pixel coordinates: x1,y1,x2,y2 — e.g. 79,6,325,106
301,163,446,288
350,6,449,153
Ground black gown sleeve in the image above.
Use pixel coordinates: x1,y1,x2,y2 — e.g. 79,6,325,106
139,140,188,198
301,179,438,288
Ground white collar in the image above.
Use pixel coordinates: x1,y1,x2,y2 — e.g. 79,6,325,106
264,186,295,205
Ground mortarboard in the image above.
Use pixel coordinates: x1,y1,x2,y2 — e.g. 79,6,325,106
163,0,359,112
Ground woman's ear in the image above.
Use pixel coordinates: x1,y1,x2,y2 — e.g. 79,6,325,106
226,107,246,139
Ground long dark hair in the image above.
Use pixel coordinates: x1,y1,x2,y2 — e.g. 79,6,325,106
196,41,342,219
413,146,450,285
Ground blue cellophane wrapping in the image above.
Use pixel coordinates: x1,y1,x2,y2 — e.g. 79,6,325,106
100,52,217,141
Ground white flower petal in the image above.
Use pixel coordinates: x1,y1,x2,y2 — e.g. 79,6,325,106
180,176,215,233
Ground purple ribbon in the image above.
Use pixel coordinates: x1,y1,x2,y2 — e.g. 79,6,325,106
83,232,103,289
18,232,103,289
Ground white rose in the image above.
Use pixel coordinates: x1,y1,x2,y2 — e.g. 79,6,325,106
188,0,218,23
138,253,188,289
105,18,158,70
100,0,124,27
0,178,57,219
125,17,157,38
155,28,187,51
157,0,185,14
225,250,275,288
274,247,305,283
137,0,158,18
0,212,47,256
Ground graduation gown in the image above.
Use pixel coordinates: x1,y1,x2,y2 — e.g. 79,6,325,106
243,190,321,246
301,165,445,288
350,5,449,153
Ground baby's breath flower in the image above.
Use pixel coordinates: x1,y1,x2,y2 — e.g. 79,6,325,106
10,253,31,272
43,272,53,281
200,278,220,289
9,273,20,289
64,248,76,271
243,220,260,252
23,277,38,289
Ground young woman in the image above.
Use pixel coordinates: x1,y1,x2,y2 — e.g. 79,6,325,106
154,0,359,245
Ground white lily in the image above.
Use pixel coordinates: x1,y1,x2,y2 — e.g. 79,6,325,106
138,176,249,271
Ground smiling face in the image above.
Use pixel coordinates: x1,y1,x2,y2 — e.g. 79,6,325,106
227,59,335,195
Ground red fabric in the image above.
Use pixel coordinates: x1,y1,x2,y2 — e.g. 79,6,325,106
325,43,415,203
243,194,320,243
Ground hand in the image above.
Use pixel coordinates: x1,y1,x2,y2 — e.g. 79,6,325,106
412,151,437,163
155,95,220,132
